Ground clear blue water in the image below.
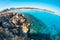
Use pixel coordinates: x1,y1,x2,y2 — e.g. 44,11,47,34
10,9,60,35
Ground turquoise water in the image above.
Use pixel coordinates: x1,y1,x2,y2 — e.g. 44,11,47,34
10,9,60,35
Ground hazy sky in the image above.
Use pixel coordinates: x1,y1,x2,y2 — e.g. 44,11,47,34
0,0,60,14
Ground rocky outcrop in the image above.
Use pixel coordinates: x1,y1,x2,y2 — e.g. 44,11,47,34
0,12,30,40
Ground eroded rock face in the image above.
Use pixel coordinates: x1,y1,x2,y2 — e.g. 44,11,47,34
0,12,30,40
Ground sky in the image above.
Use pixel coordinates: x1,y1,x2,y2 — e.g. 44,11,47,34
0,0,60,15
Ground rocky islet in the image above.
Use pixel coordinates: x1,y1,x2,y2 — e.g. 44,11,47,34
0,8,60,40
